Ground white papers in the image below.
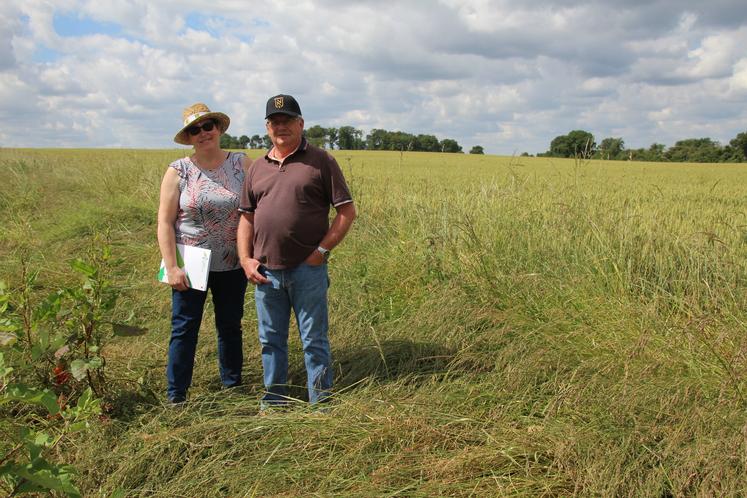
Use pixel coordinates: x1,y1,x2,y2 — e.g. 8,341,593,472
158,244,212,291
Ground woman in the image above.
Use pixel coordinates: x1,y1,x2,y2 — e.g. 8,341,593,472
157,103,252,404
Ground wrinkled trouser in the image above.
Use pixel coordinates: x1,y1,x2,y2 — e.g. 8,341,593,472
166,269,247,402
255,263,332,404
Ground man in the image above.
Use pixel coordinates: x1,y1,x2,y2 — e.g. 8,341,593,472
237,94,356,406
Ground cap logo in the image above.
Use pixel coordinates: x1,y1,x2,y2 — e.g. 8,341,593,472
274,97,284,109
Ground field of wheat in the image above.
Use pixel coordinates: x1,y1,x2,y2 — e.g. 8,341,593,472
1,147,747,496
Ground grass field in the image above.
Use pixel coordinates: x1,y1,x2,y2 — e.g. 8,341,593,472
2,147,747,496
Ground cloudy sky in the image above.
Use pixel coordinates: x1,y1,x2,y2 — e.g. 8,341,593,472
2,0,747,154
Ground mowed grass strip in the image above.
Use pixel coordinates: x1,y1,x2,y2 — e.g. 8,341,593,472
1,148,747,496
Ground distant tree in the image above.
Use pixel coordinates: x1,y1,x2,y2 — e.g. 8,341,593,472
366,129,388,150
729,131,747,162
549,130,595,158
327,127,338,150
305,125,328,148
440,138,462,153
414,134,440,152
549,135,571,157
665,138,722,163
389,131,415,151
337,126,364,150
220,133,240,149
647,143,666,161
720,145,739,162
598,137,624,160
350,127,463,152
626,143,666,162
337,126,353,150
352,129,365,149
223,126,747,162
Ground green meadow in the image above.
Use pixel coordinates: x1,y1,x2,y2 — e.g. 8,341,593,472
2,147,747,496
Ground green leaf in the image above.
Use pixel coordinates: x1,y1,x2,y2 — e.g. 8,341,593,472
2,384,59,415
64,287,85,302
75,387,96,411
0,352,13,380
69,359,88,381
54,344,70,359
63,387,101,422
71,259,96,278
25,268,40,287
0,366,13,380
27,436,43,461
32,431,54,448
31,343,46,361
34,291,63,322
50,333,67,352
112,323,148,337
38,326,50,350
109,488,127,498
67,421,89,432
101,291,118,311
69,357,103,380
0,331,17,347
13,460,82,497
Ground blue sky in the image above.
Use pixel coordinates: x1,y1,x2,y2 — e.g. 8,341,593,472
52,12,123,37
2,0,747,154
29,12,125,62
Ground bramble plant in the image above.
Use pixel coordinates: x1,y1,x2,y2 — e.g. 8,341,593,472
0,244,145,496
1,281,99,497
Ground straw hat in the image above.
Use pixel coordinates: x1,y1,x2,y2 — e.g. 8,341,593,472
173,103,230,145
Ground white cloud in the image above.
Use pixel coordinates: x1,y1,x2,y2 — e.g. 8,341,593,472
0,0,746,153
728,59,747,95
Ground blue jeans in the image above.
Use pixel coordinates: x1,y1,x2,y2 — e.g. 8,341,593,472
255,263,332,404
166,269,247,402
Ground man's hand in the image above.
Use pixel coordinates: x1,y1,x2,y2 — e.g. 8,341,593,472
304,249,325,266
241,257,270,285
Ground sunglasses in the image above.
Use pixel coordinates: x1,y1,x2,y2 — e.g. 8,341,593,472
186,120,216,136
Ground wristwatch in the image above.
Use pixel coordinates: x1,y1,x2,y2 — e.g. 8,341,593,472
316,246,330,263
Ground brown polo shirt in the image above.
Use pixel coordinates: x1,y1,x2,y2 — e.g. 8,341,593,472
239,138,353,269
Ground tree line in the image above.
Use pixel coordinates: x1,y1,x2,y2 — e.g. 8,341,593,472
220,124,747,163
220,125,482,153
537,129,747,163
220,133,271,150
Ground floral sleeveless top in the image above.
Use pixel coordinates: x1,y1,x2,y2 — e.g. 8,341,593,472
170,151,245,271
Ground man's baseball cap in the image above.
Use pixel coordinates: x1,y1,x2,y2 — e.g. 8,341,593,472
265,94,302,119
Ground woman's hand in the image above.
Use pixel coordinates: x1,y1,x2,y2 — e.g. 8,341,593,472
167,266,190,291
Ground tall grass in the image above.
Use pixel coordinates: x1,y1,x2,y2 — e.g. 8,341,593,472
1,148,747,496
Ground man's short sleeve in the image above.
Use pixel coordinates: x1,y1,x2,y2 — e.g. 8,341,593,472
323,153,353,207
238,169,255,213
